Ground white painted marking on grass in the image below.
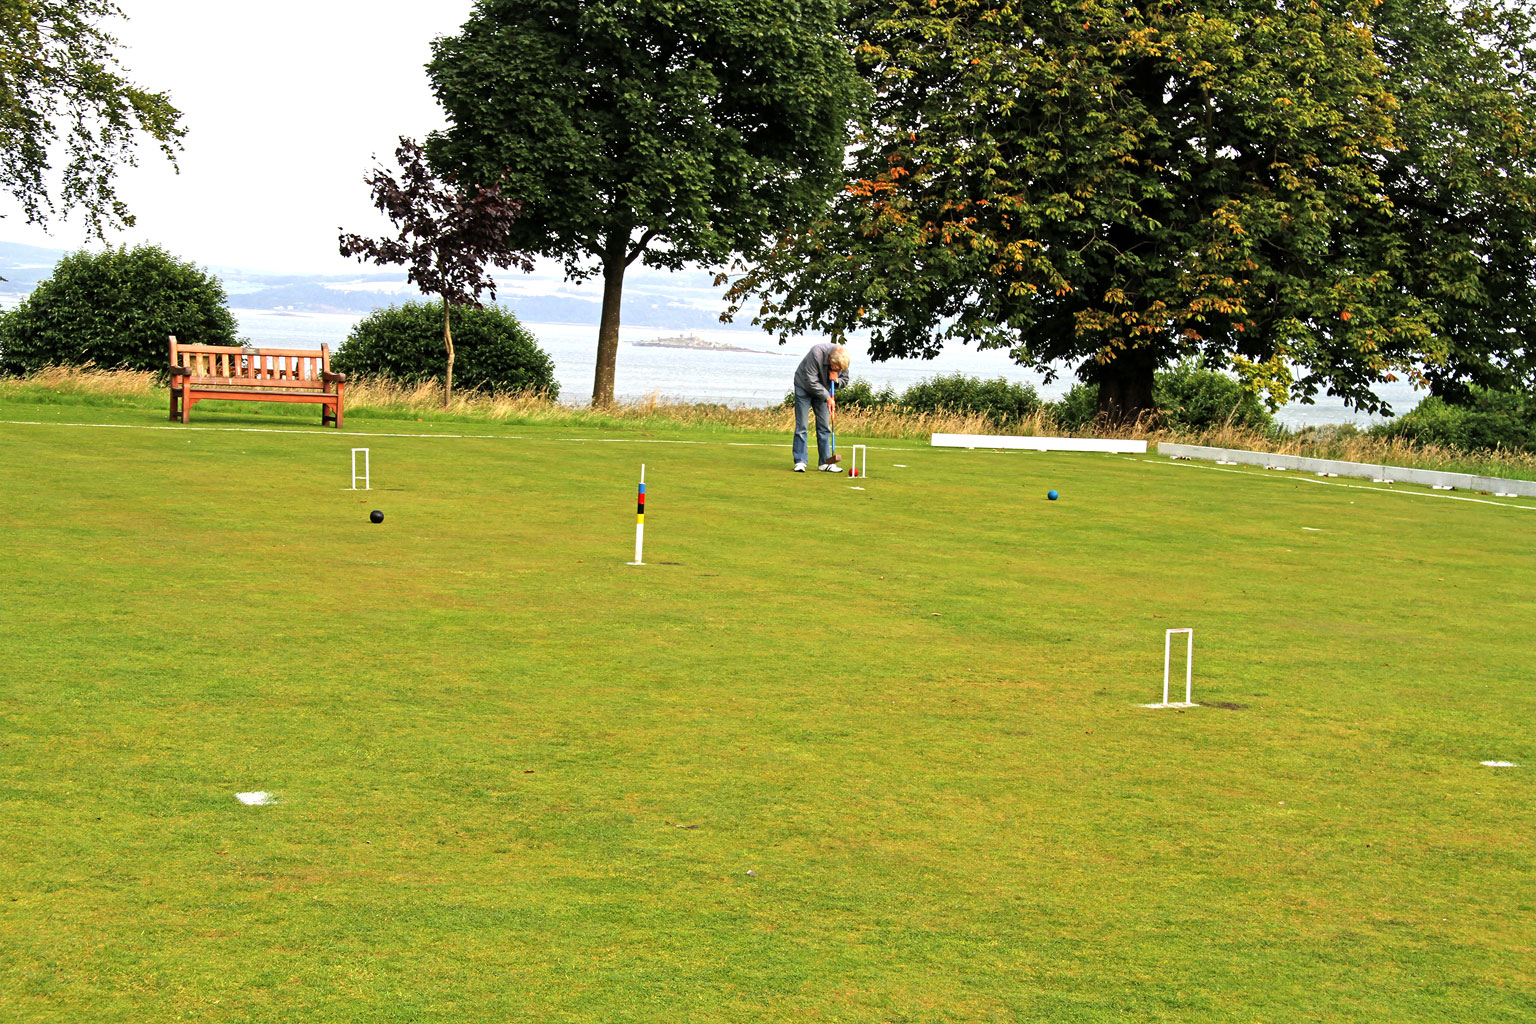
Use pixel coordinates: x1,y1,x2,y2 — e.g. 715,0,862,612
850,486,865,491
1302,527,1322,532
1140,702,1199,709
0,420,942,453
1480,760,1520,768
235,791,273,805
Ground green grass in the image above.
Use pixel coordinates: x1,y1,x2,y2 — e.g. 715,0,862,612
2,398,1534,1023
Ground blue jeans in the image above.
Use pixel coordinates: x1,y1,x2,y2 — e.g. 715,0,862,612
793,385,833,465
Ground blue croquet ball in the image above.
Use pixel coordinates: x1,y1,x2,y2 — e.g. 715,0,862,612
1047,490,1059,501
370,510,384,524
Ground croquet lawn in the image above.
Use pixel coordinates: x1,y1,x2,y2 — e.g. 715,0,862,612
2,399,1533,1023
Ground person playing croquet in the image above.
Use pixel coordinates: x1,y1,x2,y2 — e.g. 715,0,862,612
791,341,850,473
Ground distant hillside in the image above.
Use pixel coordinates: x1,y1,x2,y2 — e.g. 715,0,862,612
0,240,754,330
0,241,64,291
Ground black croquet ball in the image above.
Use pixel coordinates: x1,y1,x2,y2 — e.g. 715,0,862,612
370,510,384,524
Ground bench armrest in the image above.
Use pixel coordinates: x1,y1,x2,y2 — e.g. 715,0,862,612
169,364,190,377
322,370,347,384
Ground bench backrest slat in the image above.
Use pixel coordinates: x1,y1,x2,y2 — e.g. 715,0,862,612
170,335,332,388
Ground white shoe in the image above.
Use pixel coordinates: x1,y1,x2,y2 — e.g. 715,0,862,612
819,463,843,473
794,463,807,472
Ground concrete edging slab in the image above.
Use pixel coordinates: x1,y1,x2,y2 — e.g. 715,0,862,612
1156,443,1536,496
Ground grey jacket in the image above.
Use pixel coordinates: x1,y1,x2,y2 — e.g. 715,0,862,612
793,342,842,401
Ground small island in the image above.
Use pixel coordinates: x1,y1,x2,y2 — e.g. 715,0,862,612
631,333,782,355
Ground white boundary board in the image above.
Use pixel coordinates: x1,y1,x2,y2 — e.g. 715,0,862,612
932,433,1148,454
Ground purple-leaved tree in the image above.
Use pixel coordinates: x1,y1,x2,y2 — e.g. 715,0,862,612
339,137,532,406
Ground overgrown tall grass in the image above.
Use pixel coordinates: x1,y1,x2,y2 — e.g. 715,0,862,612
5,365,1535,479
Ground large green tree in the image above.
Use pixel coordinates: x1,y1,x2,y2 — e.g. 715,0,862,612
727,0,1536,420
1374,0,1536,405
0,0,184,237
426,0,864,406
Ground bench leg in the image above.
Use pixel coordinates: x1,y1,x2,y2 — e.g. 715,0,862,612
326,386,344,428
182,394,194,424
169,387,180,422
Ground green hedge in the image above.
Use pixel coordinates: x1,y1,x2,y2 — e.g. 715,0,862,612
789,363,1280,432
1048,382,1101,430
334,302,558,397
1371,388,1534,452
0,245,238,376
787,372,1040,427
1151,360,1275,432
1048,362,1276,432
897,373,1042,423
827,377,898,409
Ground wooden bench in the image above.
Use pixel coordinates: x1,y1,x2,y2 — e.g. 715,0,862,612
168,335,346,427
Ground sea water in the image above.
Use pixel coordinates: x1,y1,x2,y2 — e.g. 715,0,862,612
233,309,1421,428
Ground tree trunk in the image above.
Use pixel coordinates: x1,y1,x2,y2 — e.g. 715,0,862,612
443,300,455,408
592,237,627,407
1092,346,1159,424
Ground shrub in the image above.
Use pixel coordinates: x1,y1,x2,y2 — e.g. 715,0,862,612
1295,423,1361,442
831,376,898,409
0,245,239,376
1370,388,1534,452
334,302,558,397
1045,364,1275,432
1152,360,1276,432
898,373,1041,424
780,375,897,409
1049,382,1101,430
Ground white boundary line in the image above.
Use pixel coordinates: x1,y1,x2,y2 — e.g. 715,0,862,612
1141,457,1536,511
0,418,936,452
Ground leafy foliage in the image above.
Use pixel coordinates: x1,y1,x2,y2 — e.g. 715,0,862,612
1371,388,1535,452
1374,0,1536,403
333,302,558,398
0,245,237,375
1152,360,1276,432
1050,363,1276,431
898,373,1041,424
339,137,531,404
426,0,865,405
827,376,899,410
1049,383,1103,431
783,372,1039,426
0,0,184,237
728,0,1536,421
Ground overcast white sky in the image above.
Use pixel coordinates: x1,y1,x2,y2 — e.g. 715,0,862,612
0,1,479,275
